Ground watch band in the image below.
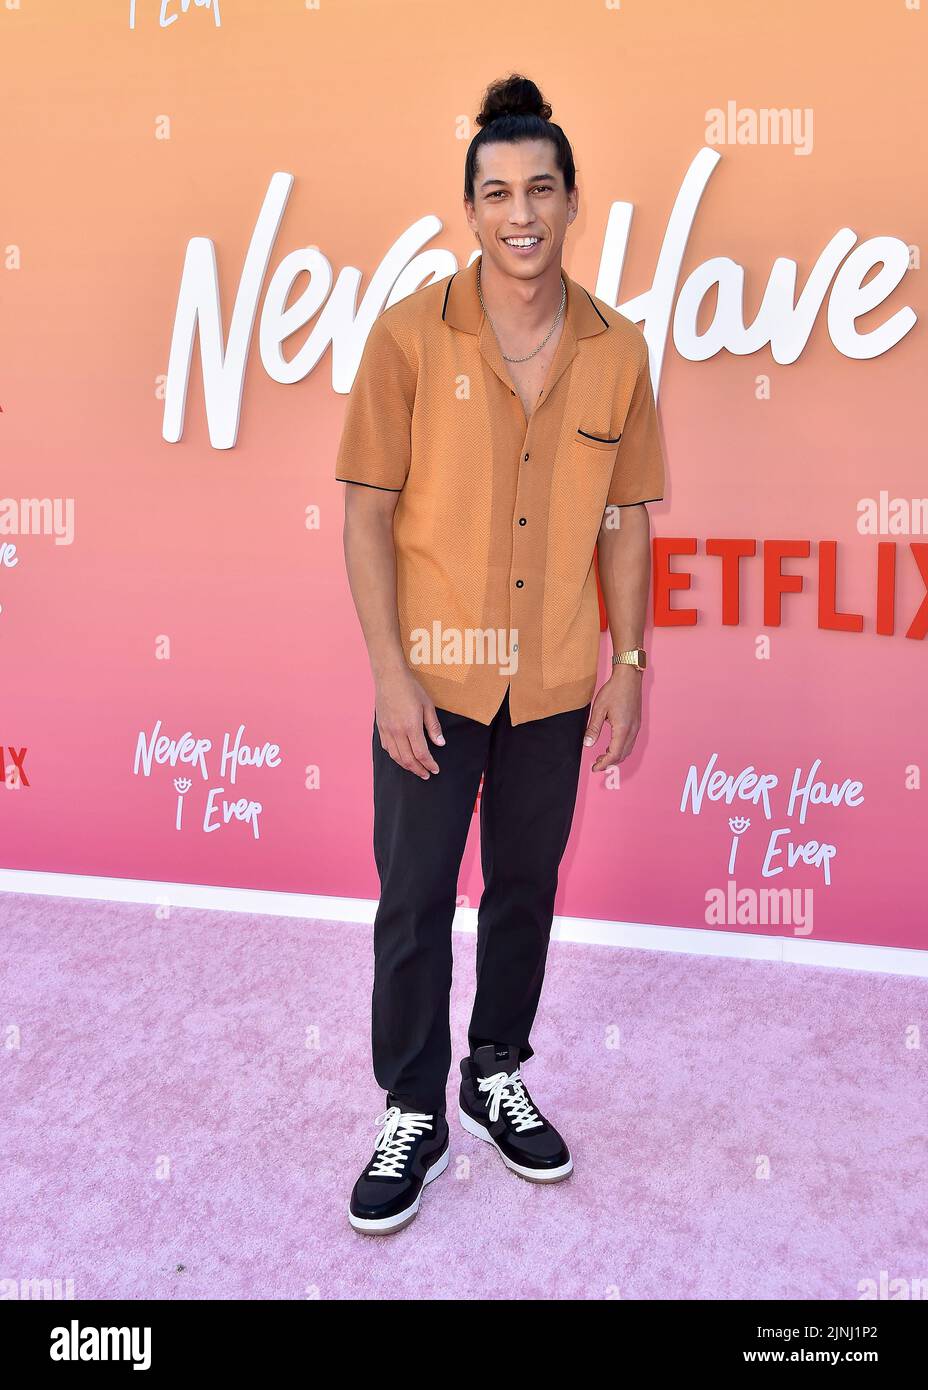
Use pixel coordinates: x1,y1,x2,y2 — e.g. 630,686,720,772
612,648,647,670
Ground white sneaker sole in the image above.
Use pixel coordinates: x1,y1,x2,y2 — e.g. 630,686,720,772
458,1105,573,1183
347,1144,450,1234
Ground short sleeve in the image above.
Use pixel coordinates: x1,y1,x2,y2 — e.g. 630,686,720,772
605,345,665,507
334,313,416,491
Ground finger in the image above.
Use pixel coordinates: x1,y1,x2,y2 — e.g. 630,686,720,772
379,727,424,777
380,729,402,766
592,721,626,772
391,730,434,778
408,723,440,775
582,709,605,747
423,706,445,748
618,722,640,763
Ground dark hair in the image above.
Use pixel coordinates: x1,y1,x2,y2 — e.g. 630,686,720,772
464,74,576,203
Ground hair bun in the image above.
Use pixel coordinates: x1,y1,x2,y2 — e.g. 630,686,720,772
476,73,552,128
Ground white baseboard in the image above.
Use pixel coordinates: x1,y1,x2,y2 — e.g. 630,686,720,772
0,868,924,978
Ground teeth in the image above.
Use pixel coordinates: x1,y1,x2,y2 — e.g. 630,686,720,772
504,237,540,246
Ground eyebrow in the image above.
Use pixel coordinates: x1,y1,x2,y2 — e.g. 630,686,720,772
479,172,557,190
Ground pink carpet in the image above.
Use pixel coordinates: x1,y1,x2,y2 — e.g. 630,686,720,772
1,891,925,1300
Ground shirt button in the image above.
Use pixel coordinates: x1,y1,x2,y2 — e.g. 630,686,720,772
515,579,524,588
512,643,519,652
523,453,529,461
518,517,527,525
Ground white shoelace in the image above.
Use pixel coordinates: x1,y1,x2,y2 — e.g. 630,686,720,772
477,1069,544,1132
367,1106,434,1178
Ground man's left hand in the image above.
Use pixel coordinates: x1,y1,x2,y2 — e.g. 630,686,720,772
582,666,644,773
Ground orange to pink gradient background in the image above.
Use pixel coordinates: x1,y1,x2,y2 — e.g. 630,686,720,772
0,1,925,948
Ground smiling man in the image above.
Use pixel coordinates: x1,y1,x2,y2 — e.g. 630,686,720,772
336,72,666,1235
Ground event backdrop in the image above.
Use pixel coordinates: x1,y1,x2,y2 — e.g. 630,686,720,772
1,0,924,949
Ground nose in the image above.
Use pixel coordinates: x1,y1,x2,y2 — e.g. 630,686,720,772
507,193,537,226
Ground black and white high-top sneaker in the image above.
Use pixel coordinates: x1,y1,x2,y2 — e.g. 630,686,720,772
348,1097,450,1234
458,1044,573,1182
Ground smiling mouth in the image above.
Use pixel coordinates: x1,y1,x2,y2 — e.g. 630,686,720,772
501,235,543,251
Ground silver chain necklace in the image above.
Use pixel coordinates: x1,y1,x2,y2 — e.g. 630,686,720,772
476,258,566,363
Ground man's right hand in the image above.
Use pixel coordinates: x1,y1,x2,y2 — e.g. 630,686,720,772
374,667,445,779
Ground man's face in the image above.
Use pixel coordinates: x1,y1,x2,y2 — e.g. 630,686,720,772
465,137,578,280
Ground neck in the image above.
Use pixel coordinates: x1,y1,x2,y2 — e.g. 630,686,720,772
478,254,565,333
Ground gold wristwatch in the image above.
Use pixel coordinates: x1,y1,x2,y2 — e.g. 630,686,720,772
612,648,647,671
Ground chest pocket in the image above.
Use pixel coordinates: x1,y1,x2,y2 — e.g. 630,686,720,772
575,426,622,451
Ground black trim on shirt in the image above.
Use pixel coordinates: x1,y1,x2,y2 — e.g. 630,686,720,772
582,288,610,329
440,273,457,322
607,496,663,507
578,427,623,443
335,477,403,492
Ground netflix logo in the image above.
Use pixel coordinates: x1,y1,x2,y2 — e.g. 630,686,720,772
650,539,928,636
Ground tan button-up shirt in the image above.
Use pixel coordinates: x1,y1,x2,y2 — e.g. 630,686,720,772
335,255,665,726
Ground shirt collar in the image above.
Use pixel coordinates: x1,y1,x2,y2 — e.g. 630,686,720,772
440,255,609,340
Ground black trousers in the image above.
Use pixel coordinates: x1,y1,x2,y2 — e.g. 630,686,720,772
370,685,591,1112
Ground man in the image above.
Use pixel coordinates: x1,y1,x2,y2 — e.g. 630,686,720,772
335,75,665,1234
